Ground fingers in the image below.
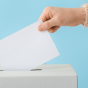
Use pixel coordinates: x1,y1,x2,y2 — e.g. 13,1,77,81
48,26,60,33
38,7,51,22
38,7,60,33
38,18,55,31
38,11,47,22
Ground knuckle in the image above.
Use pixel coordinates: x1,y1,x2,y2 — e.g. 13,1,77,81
46,22,51,28
44,22,50,30
44,7,51,12
47,21,51,26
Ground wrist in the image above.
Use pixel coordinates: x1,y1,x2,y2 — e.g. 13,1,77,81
74,7,86,25
80,7,86,25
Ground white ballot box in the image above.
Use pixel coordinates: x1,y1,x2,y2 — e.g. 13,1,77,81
0,64,77,88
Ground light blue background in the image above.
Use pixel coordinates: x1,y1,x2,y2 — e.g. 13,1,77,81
0,0,88,88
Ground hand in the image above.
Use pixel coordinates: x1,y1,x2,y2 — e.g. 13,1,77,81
38,7,85,33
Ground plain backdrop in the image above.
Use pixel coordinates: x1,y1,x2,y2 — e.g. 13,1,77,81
0,0,88,88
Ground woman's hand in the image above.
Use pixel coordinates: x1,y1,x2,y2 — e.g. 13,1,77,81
38,7,85,33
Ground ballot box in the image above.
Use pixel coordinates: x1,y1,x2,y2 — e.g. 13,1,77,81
0,64,77,88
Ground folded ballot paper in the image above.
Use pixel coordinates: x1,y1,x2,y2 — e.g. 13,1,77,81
0,20,60,71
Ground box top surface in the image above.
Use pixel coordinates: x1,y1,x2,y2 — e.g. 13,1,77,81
0,64,77,77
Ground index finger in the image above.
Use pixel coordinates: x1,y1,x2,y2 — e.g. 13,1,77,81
38,10,47,22
38,8,51,22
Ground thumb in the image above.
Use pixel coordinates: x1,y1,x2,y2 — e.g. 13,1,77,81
38,18,55,31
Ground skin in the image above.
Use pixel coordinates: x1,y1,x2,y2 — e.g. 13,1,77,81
38,7,86,33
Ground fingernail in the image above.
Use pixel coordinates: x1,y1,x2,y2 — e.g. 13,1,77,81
38,25,43,31
49,30,53,33
50,30,53,33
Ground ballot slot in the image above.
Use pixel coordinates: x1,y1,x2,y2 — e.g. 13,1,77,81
0,69,42,71
30,69,42,71
0,65,42,71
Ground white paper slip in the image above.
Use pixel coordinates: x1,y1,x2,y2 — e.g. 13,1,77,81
0,20,60,71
